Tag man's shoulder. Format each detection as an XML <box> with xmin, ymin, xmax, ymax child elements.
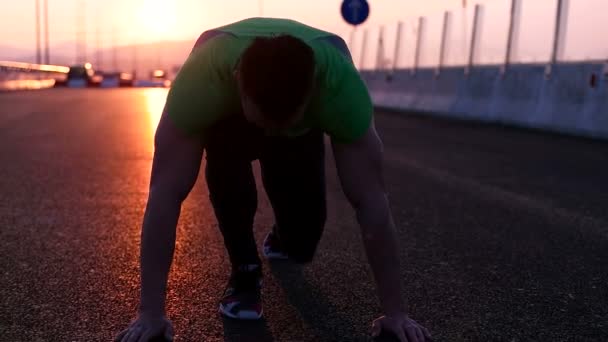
<box><xmin>212</xmin><ymin>17</ymin><xmax>337</xmax><ymax>41</ymax></box>
<box><xmin>164</xmin><ymin>34</ymin><xmax>243</xmax><ymax>136</ymax></box>
<box><xmin>192</xmin><ymin>30</ymin><xmax>233</xmax><ymax>50</ymax></box>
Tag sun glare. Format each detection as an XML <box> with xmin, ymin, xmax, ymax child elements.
<box><xmin>143</xmin><ymin>88</ymin><xmax>169</xmax><ymax>147</ymax></box>
<box><xmin>136</xmin><ymin>0</ymin><xmax>177</xmax><ymax>39</ymax></box>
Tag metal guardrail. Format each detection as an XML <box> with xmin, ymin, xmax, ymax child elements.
<box><xmin>0</xmin><ymin>60</ymin><xmax>69</xmax><ymax>74</ymax></box>
<box><xmin>0</xmin><ymin>61</ymin><xmax>69</xmax><ymax>91</ymax></box>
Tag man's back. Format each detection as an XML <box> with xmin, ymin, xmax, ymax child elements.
<box><xmin>214</xmin><ymin>17</ymin><xmax>336</xmax><ymax>41</ymax></box>
<box><xmin>165</xmin><ymin>17</ymin><xmax>373</xmax><ymax>144</ymax></box>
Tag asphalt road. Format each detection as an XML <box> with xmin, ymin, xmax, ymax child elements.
<box><xmin>0</xmin><ymin>88</ymin><xmax>607</xmax><ymax>342</ymax></box>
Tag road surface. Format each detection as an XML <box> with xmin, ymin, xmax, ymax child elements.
<box><xmin>0</xmin><ymin>88</ymin><xmax>607</xmax><ymax>341</ymax></box>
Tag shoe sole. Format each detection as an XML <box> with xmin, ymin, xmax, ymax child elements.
<box><xmin>263</xmin><ymin>249</ymin><xmax>289</xmax><ymax>260</ymax></box>
<box><xmin>219</xmin><ymin>304</ymin><xmax>263</xmax><ymax>320</ymax></box>
<box><xmin>263</xmin><ymin>234</ymin><xmax>289</xmax><ymax>260</ymax></box>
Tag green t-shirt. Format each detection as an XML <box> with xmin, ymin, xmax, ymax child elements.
<box><xmin>164</xmin><ymin>17</ymin><xmax>373</xmax><ymax>144</ymax></box>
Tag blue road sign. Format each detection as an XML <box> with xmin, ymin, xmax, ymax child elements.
<box><xmin>341</xmin><ymin>0</ymin><xmax>370</xmax><ymax>26</ymax></box>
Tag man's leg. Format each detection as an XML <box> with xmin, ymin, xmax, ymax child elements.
<box><xmin>204</xmin><ymin>116</ymin><xmax>263</xmax><ymax>268</ymax></box>
<box><xmin>259</xmin><ymin>130</ymin><xmax>327</xmax><ymax>263</ymax></box>
<box><xmin>205</xmin><ymin>116</ymin><xmax>267</xmax><ymax>320</ymax></box>
<box><xmin>194</xmin><ymin>30</ymin><xmax>261</xmax><ymax>269</ymax></box>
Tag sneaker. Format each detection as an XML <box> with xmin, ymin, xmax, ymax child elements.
<box><xmin>219</xmin><ymin>264</ymin><xmax>263</xmax><ymax>320</ymax></box>
<box><xmin>263</xmin><ymin>230</ymin><xmax>289</xmax><ymax>260</ymax></box>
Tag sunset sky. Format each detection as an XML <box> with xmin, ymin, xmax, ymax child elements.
<box><xmin>1</xmin><ymin>0</ymin><xmax>607</xmax><ymax>65</ymax></box>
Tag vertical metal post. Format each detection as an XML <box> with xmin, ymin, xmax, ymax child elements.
<box><xmin>96</xmin><ymin>20</ymin><xmax>101</xmax><ymax>69</ymax></box>
<box><xmin>157</xmin><ymin>44</ymin><xmax>162</xmax><ymax>68</ymax></box>
<box><xmin>462</xmin><ymin>1</ymin><xmax>468</xmax><ymax>65</ymax></box>
<box><xmin>132</xmin><ymin>42</ymin><xmax>138</xmax><ymax>76</ymax></box>
<box><xmin>437</xmin><ymin>11</ymin><xmax>451</xmax><ymax>77</ymax></box>
<box><xmin>376</xmin><ymin>26</ymin><xmax>385</xmax><ymax>71</ymax></box>
<box><xmin>359</xmin><ymin>29</ymin><xmax>368</xmax><ymax>70</ymax></box>
<box><xmin>392</xmin><ymin>21</ymin><xmax>403</xmax><ymax>73</ymax></box>
<box><xmin>81</xmin><ymin>1</ymin><xmax>86</xmax><ymax>63</ymax></box>
<box><xmin>503</xmin><ymin>0</ymin><xmax>521</xmax><ymax>74</ymax></box>
<box><xmin>348</xmin><ymin>27</ymin><xmax>356</xmax><ymax>53</ymax></box>
<box><xmin>547</xmin><ymin>0</ymin><xmax>570</xmax><ymax>77</ymax></box>
<box><xmin>75</xmin><ymin>2</ymin><xmax>79</xmax><ymax>63</ymax></box>
<box><xmin>112</xmin><ymin>27</ymin><xmax>118</xmax><ymax>72</ymax></box>
<box><xmin>35</xmin><ymin>0</ymin><xmax>42</xmax><ymax>64</ymax></box>
<box><xmin>413</xmin><ymin>16</ymin><xmax>425</xmax><ymax>76</ymax></box>
<box><xmin>550</xmin><ymin>0</ymin><xmax>569</xmax><ymax>65</ymax></box>
<box><xmin>466</xmin><ymin>4</ymin><xmax>482</xmax><ymax>75</ymax></box>
<box><xmin>43</xmin><ymin>0</ymin><xmax>50</xmax><ymax>64</ymax></box>
<box><xmin>76</xmin><ymin>0</ymin><xmax>86</xmax><ymax>63</ymax></box>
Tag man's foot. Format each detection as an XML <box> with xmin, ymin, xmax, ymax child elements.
<box><xmin>263</xmin><ymin>230</ymin><xmax>289</xmax><ymax>260</ymax></box>
<box><xmin>219</xmin><ymin>264</ymin><xmax>263</xmax><ymax>320</ymax></box>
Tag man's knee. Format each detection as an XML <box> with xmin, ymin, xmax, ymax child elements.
<box><xmin>279</xmin><ymin>216</ymin><xmax>326</xmax><ymax>264</ymax></box>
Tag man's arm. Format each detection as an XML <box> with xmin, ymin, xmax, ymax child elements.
<box><xmin>331</xmin><ymin>122</ymin><xmax>405</xmax><ymax>316</ymax></box>
<box><xmin>332</xmin><ymin>122</ymin><xmax>431</xmax><ymax>341</ymax></box>
<box><xmin>138</xmin><ymin>109</ymin><xmax>204</xmax><ymax>317</ymax></box>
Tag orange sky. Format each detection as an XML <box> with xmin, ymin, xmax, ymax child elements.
<box><xmin>1</xmin><ymin>0</ymin><xmax>606</xmax><ymax>62</ymax></box>
<box><xmin>2</xmin><ymin>0</ymin><xmax>481</xmax><ymax>46</ymax></box>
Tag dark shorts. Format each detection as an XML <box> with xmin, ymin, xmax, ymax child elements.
<box><xmin>205</xmin><ymin>114</ymin><xmax>326</xmax><ymax>265</ymax></box>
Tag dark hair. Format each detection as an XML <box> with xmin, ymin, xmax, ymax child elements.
<box><xmin>239</xmin><ymin>35</ymin><xmax>316</xmax><ymax>124</ymax></box>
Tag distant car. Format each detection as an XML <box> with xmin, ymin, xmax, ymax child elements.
<box><xmin>100</xmin><ymin>72</ymin><xmax>134</xmax><ymax>88</ymax></box>
<box><xmin>63</xmin><ymin>63</ymin><xmax>102</xmax><ymax>88</ymax></box>
<box><xmin>118</xmin><ymin>72</ymin><xmax>135</xmax><ymax>87</ymax></box>
<box><xmin>134</xmin><ymin>69</ymin><xmax>171</xmax><ymax>88</ymax></box>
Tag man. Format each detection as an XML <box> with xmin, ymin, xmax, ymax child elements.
<box><xmin>115</xmin><ymin>17</ymin><xmax>431</xmax><ymax>342</ymax></box>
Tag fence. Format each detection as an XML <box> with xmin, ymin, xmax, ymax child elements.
<box><xmin>0</xmin><ymin>61</ymin><xmax>68</xmax><ymax>91</ymax></box>
<box><xmin>347</xmin><ymin>0</ymin><xmax>608</xmax><ymax>74</ymax></box>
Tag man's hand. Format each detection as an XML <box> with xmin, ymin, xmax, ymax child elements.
<box><xmin>372</xmin><ymin>313</ymin><xmax>432</xmax><ymax>342</ymax></box>
<box><xmin>114</xmin><ymin>313</ymin><xmax>174</xmax><ymax>342</ymax></box>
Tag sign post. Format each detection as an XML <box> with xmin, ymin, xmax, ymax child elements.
<box><xmin>341</xmin><ymin>0</ymin><xmax>370</xmax><ymax>69</ymax></box>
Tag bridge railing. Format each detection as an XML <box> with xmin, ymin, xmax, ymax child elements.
<box><xmin>346</xmin><ymin>0</ymin><xmax>608</xmax><ymax>76</ymax></box>
<box><xmin>0</xmin><ymin>61</ymin><xmax>69</xmax><ymax>74</ymax></box>
<box><xmin>0</xmin><ymin>61</ymin><xmax>69</xmax><ymax>91</ymax></box>
<box><xmin>353</xmin><ymin>0</ymin><xmax>608</xmax><ymax>141</ymax></box>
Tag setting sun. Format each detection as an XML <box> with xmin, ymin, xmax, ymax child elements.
<box><xmin>135</xmin><ymin>0</ymin><xmax>177</xmax><ymax>39</ymax></box>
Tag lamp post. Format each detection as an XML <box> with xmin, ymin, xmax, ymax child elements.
<box><xmin>35</xmin><ymin>0</ymin><xmax>42</xmax><ymax>64</ymax></box>
<box><xmin>44</xmin><ymin>0</ymin><xmax>50</xmax><ymax>64</ymax></box>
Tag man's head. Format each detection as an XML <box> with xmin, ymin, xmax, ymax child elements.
<box><xmin>235</xmin><ymin>35</ymin><xmax>316</xmax><ymax>130</ymax></box>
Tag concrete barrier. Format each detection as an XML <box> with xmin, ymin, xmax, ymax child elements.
<box><xmin>362</xmin><ymin>62</ymin><xmax>608</xmax><ymax>139</ymax></box>
<box><xmin>0</xmin><ymin>71</ymin><xmax>57</xmax><ymax>92</ymax></box>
